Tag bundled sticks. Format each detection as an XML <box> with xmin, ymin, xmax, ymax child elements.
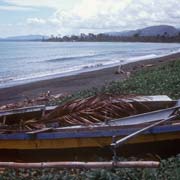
<box><xmin>41</xmin><ymin>95</ymin><xmax>149</xmax><ymax>127</ymax></box>
<box><xmin>0</xmin><ymin>95</ymin><xmax>151</xmax><ymax>131</ymax></box>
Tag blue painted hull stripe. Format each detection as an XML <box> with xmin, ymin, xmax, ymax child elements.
<box><xmin>0</xmin><ymin>125</ymin><xmax>180</xmax><ymax>140</ymax></box>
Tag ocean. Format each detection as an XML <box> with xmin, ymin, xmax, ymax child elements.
<box><xmin>0</xmin><ymin>41</ymin><xmax>180</xmax><ymax>88</ymax></box>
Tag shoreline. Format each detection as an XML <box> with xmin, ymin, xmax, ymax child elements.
<box><xmin>2</xmin><ymin>49</ymin><xmax>178</xmax><ymax>90</ymax></box>
<box><xmin>0</xmin><ymin>52</ymin><xmax>180</xmax><ymax>106</ymax></box>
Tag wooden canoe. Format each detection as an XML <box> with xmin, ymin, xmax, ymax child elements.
<box><xmin>0</xmin><ymin>95</ymin><xmax>179</xmax><ymax>161</ymax></box>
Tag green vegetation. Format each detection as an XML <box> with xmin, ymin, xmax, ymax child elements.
<box><xmin>50</xmin><ymin>59</ymin><xmax>180</xmax><ymax>106</ymax></box>
<box><xmin>103</xmin><ymin>60</ymin><xmax>180</xmax><ymax>99</ymax></box>
<box><xmin>46</xmin><ymin>32</ymin><xmax>180</xmax><ymax>43</ymax></box>
<box><xmin>1</xmin><ymin>155</ymin><xmax>180</xmax><ymax>179</ymax></box>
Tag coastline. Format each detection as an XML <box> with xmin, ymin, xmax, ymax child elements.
<box><xmin>0</xmin><ymin>52</ymin><xmax>180</xmax><ymax>106</ymax></box>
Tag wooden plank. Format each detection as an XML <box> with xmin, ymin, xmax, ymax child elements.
<box><xmin>27</xmin><ymin>128</ymin><xmax>53</xmax><ymax>134</ymax></box>
<box><xmin>0</xmin><ymin>105</ymin><xmax>57</xmax><ymax>117</ymax></box>
<box><xmin>109</xmin><ymin>103</ymin><xmax>180</xmax><ymax>126</ymax></box>
<box><xmin>0</xmin><ymin>105</ymin><xmax>45</xmax><ymax>117</ymax></box>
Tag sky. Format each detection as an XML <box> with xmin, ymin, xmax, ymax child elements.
<box><xmin>0</xmin><ymin>0</ymin><xmax>180</xmax><ymax>37</ymax></box>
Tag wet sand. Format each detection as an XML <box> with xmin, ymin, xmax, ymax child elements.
<box><xmin>0</xmin><ymin>53</ymin><xmax>180</xmax><ymax>105</ymax></box>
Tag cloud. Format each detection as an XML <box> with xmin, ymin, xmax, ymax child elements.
<box><xmin>27</xmin><ymin>18</ymin><xmax>46</xmax><ymax>25</ymax></box>
<box><xmin>2</xmin><ymin>0</ymin><xmax>70</xmax><ymax>9</ymax></box>
<box><xmin>59</xmin><ymin>0</ymin><xmax>180</xmax><ymax>30</ymax></box>
<box><xmin>27</xmin><ymin>0</ymin><xmax>180</xmax><ymax>34</ymax></box>
<box><xmin>0</xmin><ymin>5</ymin><xmax>33</xmax><ymax>11</ymax></box>
<box><xmin>1</xmin><ymin>0</ymin><xmax>180</xmax><ymax>36</ymax></box>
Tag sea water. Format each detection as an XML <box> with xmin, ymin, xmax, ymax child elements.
<box><xmin>0</xmin><ymin>41</ymin><xmax>180</xmax><ymax>88</ymax></box>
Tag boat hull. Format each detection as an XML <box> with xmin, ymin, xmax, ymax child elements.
<box><xmin>0</xmin><ymin>139</ymin><xmax>179</xmax><ymax>162</ymax></box>
<box><xmin>0</xmin><ymin>124</ymin><xmax>180</xmax><ymax>161</ymax></box>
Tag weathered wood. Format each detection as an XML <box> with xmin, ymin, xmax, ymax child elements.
<box><xmin>0</xmin><ymin>105</ymin><xmax>45</xmax><ymax>117</ymax></box>
<box><xmin>27</xmin><ymin>128</ymin><xmax>53</xmax><ymax>134</ymax></box>
<box><xmin>2</xmin><ymin>116</ymin><xmax>6</xmax><ymax>124</ymax></box>
<box><xmin>0</xmin><ymin>105</ymin><xmax>57</xmax><ymax>117</ymax></box>
<box><xmin>0</xmin><ymin>161</ymin><xmax>160</xmax><ymax>169</ymax></box>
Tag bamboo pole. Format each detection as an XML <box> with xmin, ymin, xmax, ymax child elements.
<box><xmin>111</xmin><ymin>114</ymin><xmax>178</xmax><ymax>149</ymax></box>
<box><xmin>0</xmin><ymin>161</ymin><xmax>159</xmax><ymax>169</ymax></box>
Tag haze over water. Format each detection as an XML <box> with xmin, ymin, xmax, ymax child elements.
<box><xmin>0</xmin><ymin>41</ymin><xmax>180</xmax><ymax>88</ymax></box>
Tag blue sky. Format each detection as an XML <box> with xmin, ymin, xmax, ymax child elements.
<box><xmin>0</xmin><ymin>0</ymin><xmax>180</xmax><ymax>37</ymax></box>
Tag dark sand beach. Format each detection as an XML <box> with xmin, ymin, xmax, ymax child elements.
<box><xmin>0</xmin><ymin>52</ymin><xmax>180</xmax><ymax>106</ymax></box>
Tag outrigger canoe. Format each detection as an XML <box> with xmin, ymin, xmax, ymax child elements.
<box><xmin>0</xmin><ymin>96</ymin><xmax>180</xmax><ymax>162</ymax></box>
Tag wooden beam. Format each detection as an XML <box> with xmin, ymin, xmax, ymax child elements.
<box><xmin>27</xmin><ymin>128</ymin><xmax>53</xmax><ymax>134</ymax></box>
<box><xmin>0</xmin><ymin>105</ymin><xmax>57</xmax><ymax>117</ymax></box>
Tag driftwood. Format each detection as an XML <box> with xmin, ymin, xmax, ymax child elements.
<box><xmin>142</xmin><ymin>64</ymin><xmax>154</xmax><ymax>68</ymax></box>
<box><xmin>115</xmin><ymin>65</ymin><xmax>126</xmax><ymax>74</ymax></box>
<box><xmin>0</xmin><ymin>161</ymin><xmax>160</xmax><ymax>169</ymax></box>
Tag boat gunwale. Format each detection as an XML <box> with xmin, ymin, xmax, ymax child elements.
<box><xmin>0</xmin><ymin>123</ymin><xmax>180</xmax><ymax>140</ymax></box>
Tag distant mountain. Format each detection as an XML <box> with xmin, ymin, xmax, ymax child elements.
<box><xmin>106</xmin><ymin>25</ymin><xmax>180</xmax><ymax>37</ymax></box>
<box><xmin>107</xmin><ymin>30</ymin><xmax>138</xmax><ymax>37</ymax></box>
<box><xmin>139</xmin><ymin>25</ymin><xmax>179</xmax><ymax>36</ymax></box>
<box><xmin>0</xmin><ymin>35</ymin><xmax>49</xmax><ymax>41</ymax></box>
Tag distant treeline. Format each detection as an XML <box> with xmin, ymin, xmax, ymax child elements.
<box><xmin>44</xmin><ymin>32</ymin><xmax>180</xmax><ymax>43</ymax></box>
